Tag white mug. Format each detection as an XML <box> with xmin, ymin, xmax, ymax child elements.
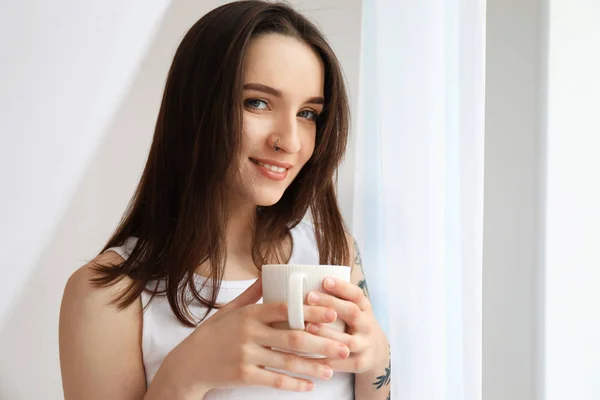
<box><xmin>262</xmin><ymin>264</ymin><xmax>351</xmax><ymax>358</ymax></box>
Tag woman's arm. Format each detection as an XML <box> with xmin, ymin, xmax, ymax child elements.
<box><xmin>60</xmin><ymin>251</ymin><xmax>336</xmax><ymax>400</ymax></box>
<box><xmin>59</xmin><ymin>252</ymin><xmax>187</xmax><ymax>400</ymax></box>
<box><xmin>348</xmin><ymin>236</ymin><xmax>392</xmax><ymax>400</ymax></box>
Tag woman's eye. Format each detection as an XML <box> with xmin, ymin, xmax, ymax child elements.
<box><xmin>298</xmin><ymin>109</ymin><xmax>318</xmax><ymax>121</ymax></box>
<box><xmin>245</xmin><ymin>99</ymin><xmax>268</xmax><ymax>110</ymax></box>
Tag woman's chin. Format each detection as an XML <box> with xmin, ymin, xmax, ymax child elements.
<box><xmin>253</xmin><ymin>190</ymin><xmax>285</xmax><ymax>207</ymax></box>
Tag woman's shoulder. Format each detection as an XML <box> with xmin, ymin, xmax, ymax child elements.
<box><xmin>59</xmin><ymin>252</ymin><xmax>146</xmax><ymax>398</ymax></box>
<box><xmin>60</xmin><ymin>251</ymin><xmax>143</xmax><ymax>352</ymax></box>
<box><xmin>61</xmin><ymin>251</ymin><xmax>142</xmax><ymax>318</ymax></box>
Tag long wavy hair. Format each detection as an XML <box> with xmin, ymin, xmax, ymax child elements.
<box><xmin>91</xmin><ymin>0</ymin><xmax>351</xmax><ymax>326</ymax></box>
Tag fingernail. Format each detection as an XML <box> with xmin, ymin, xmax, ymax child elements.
<box><xmin>338</xmin><ymin>345</ymin><xmax>350</xmax><ymax>359</ymax></box>
<box><xmin>324</xmin><ymin>278</ymin><xmax>335</xmax><ymax>289</ymax></box>
<box><xmin>326</xmin><ymin>309</ymin><xmax>337</xmax><ymax>321</ymax></box>
<box><xmin>305</xmin><ymin>382</ymin><xmax>315</xmax><ymax>391</ymax></box>
<box><xmin>308</xmin><ymin>292</ymin><xmax>320</xmax><ymax>304</ymax></box>
<box><xmin>323</xmin><ymin>366</ymin><xmax>333</xmax><ymax>379</ymax></box>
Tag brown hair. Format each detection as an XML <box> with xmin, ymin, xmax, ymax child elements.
<box><xmin>92</xmin><ymin>0</ymin><xmax>350</xmax><ymax>326</ymax></box>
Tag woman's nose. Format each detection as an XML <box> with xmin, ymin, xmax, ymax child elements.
<box><xmin>271</xmin><ymin>113</ymin><xmax>301</xmax><ymax>154</ymax></box>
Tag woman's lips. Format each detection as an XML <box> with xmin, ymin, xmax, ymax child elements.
<box><xmin>250</xmin><ymin>158</ymin><xmax>290</xmax><ymax>181</ymax></box>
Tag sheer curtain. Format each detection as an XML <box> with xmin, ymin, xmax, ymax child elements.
<box><xmin>352</xmin><ymin>0</ymin><xmax>486</xmax><ymax>399</ymax></box>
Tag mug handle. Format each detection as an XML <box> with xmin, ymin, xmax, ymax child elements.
<box><xmin>287</xmin><ymin>272</ymin><xmax>306</xmax><ymax>330</ymax></box>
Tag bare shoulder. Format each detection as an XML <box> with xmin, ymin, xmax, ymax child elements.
<box><xmin>60</xmin><ymin>251</ymin><xmax>146</xmax><ymax>399</ymax></box>
<box><xmin>62</xmin><ymin>251</ymin><xmax>133</xmax><ymax>305</ymax></box>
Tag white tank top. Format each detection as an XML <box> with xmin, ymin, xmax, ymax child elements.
<box><xmin>105</xmin><ymin>220</ymin><xmax>354</xmax><ymax>399</ymax></box>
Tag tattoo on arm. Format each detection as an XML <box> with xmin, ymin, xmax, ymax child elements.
<box><xmin>352</xmin><ymin>238</ymin><xmax>390</xmax><ymax>398</ymax></box>
<box><xmin>353</xmin><ymin>238</ymin><xmax>370</xmax><ymax>299</ymax></box>
<box><xmin>373</xmin><ymin>345</ymin><xmax>391</xmax><ymax>399</ymax></box>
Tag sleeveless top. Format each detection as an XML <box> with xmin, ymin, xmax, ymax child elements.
<box><xmin>104</xmin><ymin>220</ymin><xmax>354</xmax><ymax>399</ymax></box>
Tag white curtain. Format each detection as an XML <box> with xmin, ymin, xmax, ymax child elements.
<box><xmin>352</xmin><ymin>0</ymin><xmax>486</xmax><ymax>399</ymax></box>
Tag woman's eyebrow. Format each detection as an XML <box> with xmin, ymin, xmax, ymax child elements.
<box><xmin>243</xmin><ymin>83</ymin><xmax>324</xmax><ymax>105</ymax></box>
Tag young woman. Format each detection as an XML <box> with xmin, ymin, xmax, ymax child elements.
<box><xmin>59</xmin><ymin>1</ymin><xmax>390</xmax><ymax>399</ymax></box>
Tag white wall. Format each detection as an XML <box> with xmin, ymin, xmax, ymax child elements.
<box><xmin>485</xmin><ymin>0</ymin><xmax>600</xmax><ymax>399</ymax></box>
<box><xmin>545</xmin><ymin>0</ymin><xmax>600</xmax><ymax>399</ymax></box>
<box><xmin>0</xmin><ymin>1</ymin><xmax>361</xmax><ymax>398</ymax></box>
<box><xmin>0</xmin><ymin>1</ymin><xmax>172</xmax><ymax>398</ymax></box>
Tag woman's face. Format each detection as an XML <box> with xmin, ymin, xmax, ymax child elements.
<box><xmin>233</xmin><ymin>33</ymin><xmax>325</xmax><ymax>207</ymax></box>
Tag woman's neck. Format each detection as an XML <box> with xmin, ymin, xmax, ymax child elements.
<box><xmin>197</xmin><ymin>198</ymin><xmax>291</xmax><ymax>281</ymax></box>
<box><xmin>225</xmin><ymin>201</ymin><xmax>256</xmax><ymax>257</ymax></box>
<box><xmin>194</xmin><ymin>200</ymin><xmax>258</xmax><ymax>281</ymax></box>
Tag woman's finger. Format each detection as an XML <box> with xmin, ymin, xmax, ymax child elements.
<box><xmin>321</xmin><ymin>277</ymin><xmax>371</xmax><ymax>311</ymax></box>
<box><xmin>256</xmin><ymin>325</ymin><xmax>350</xmax><ymax>360</ymax></box>
<box><xmin>239</xmin><ymin>364</ymin><xmax>316</xmax><ymax>392</ymax></box>
<box><xmin>256</xmin><ymin>303</ymin><xmax>338</xmax><ymax>325</ymax></box>
<box><xmin>321</xmin><ymin>354</ymin><xmax>371</xmax><ymax>374</ymax></box>
<box><xmin>254</xmin><ymin>346</ymin><xmax>335</xmax><ymax>381</ymax></box>
<box><xmin>306</xmin><ymin>291</ymin><xmax>369</xmax><ymax>331</ymax></box>
<box><xmin>305</xmin><ymin>322</ymin><xmax>368</xmax><ymax>353</ymax></box>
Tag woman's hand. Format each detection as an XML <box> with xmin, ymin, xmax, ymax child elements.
<box><xmin>153</xmin><ymin>278</ymin><xmax>351</xmax><ymax>399</ymax></box>
<box><xmin>304</xmin><ymin>277</ymin><xmax>389</xmax><ymax>374</ymax></box>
